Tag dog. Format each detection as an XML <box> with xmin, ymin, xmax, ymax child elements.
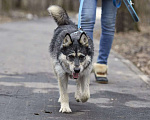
<box><xmin>47</xmin><ymin>5</ymin><xmax>94</xmax><ymax>113</ymax></box>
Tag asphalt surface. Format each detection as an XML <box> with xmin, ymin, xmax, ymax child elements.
<box><xmin>0</xmin><ymin>17</ymin><xmax>150</xmax><ymax>120</ymax></box>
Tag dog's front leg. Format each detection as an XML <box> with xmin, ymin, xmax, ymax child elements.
<box><xmin>58</xmin><ymin>74</ymin><xmax>72</xmax><ymax>113</ymax></box>
<box><xmin>75</xmin><ymin>79</ymin><xmax>81</xmax><ymax>102</ymax></box>
<box><xmin>80</xmin><ymin>75</ymin><xmax>90</xmax><ymax>103</ymax></box>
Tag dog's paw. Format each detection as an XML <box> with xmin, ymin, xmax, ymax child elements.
<box><xmin>75</xmin><ymin>98</ymin><xmax>80</xmax><ymax>102</ymax></box>
<box><xmin>75</xmin><ymin>93</ymin><xmax>81</xmax><ymax>102</ymax></box>
<box><xmin>81</xmin><ymin>93</ymin><xmax>90</xmax><ymax>103</ymax></box>
<box><xmin>59</xmin><ymin>106</ymin><xmax>72</xmax><ymax>113</ymax></box>
<box><xmin>75</xmin><ymin>96</ymin><xmax>81</xmax><ymax>102</ymax></box>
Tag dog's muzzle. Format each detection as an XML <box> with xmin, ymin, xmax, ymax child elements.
<box><xmin>73</xmin><ymin>67</ymin><xmax>80</xmax><ymax>79</ymax></box>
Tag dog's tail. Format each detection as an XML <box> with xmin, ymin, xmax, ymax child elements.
<box><xmin>47</xmin><ymin>5</ymin><xmax>74</xmax><ymax>26</ymax></box>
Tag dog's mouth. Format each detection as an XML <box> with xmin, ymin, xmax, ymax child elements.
<box><xmin>73</xmin><ymin>73</ymin><xmax>79</xmax><ymax>79</ymax></box>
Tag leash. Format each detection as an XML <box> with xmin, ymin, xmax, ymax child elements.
<box><xmin>78</xmin><ymin>0</ymin><xmax>84</xmax><ymax>29</ymax></box>
<box><xmin>123</xmin><ymin>0</ymin><xmax>139</xmax><ymax>22</ymax></box>
<box><xmin>113</xmin><ymin>0</ymin><xmax>139</xmax><ymax>22</ymax></box>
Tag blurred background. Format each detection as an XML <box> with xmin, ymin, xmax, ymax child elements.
<box><xmin>0</xmin><ymin>0</ymin><xmax>150</xmax><ymax>75</ymax></box>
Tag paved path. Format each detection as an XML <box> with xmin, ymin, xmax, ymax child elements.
<box><xmin>0</xmin><ymin>17</ymin><xmax>150</xmax><ymax>120</ymax></box>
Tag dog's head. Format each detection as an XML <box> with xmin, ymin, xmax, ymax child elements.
<box><xmin>60</xmin><ymin>31</ymin><xmax>93</xmax><ymax>79</ymax></box>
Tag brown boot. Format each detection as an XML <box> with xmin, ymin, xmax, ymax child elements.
<box><xmin>93</xmin><ymin>63</ymin><xmax>108</xmax><ymax>84</ymax></box>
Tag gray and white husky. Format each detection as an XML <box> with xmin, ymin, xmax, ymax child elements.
<box><xmin>48</xmin><ymin>5</ymin><xmax>94</xmax><ymax>113</ymax></box>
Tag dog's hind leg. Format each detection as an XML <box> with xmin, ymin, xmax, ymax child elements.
<box><xmin>58</xmin><ymin>74</ymin><xmax>72</xmax><ymax>113</ymax></box>
<box><xmin>80</xmin><ymin>74</ymin><xmax>90</xmax><ymax>103</ymax></box>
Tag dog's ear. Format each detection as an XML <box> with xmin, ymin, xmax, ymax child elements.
<box><xmin>79</xmin><ymin>33</ymin><xmax>88</xmax><ymax>47</ymax></box>
<box><xmin>62</xmin><ymin>33</ymin><xmax>72</xmax><ymax>47</ymax></box>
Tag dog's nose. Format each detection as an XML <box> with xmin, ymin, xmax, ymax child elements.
<box><xmin>74</xmin><ymin>67</ymin><xmax>80</xmax><ymax>73</ymax></box>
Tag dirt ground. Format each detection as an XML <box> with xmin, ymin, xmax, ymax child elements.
<box><xmin>94</xmin><ymin>26</ymin><xmax>150</xmax><ymax>76</ymax></box>
<box><xmin>0</xmin><ymin>15</ymin><xmax>13</xmax><ymax>23</ymax></box>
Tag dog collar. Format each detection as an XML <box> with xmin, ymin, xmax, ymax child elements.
<box><xmin>70</xmin><ymin>29</ymin><xmax>84</xmax><ymax>36</ymax></box>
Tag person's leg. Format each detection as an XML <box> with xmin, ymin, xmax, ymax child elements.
<box><xmin>80</xmin><ymin>0</ymin><xmax>97</xmax><ymax>40</ymax></box>
<box><xmin>94</xmin><ymin>0</ymin><xmax>117</xmax><ymax>84</ymax></box>
<box><xmin>97</xmin><ymin>0</ymin><xmax>117</xmax><ymax>64</ymax></box>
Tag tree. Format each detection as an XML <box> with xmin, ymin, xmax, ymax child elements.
<box><xmin>116</xmin><ymin>0</ymin><xmax>140</xmax><ymax>32</ymax></box>
<box><xmin>1</xmin><ymin>0</ymin><xmax>13</xmax><ymax>12</ymax></box>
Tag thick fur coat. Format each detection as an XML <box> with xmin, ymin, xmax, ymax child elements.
<box><xmin>48</xmin><ymin>5</ymin><xmax>94</xmax><ymax>113</ymax></box>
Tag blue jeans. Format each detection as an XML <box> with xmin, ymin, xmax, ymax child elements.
<box><xmin>80</xmin><ymin>0</ymin><xmax>117</xmax><ymax>64</ymax></box>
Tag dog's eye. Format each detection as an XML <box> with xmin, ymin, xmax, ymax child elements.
<box><xmin>67</xmin><ymin>55</ymin><xmax>75</xmax><ymax>61</ymax></box>
<box><xmin>79</xmin><ymin>55</ymin><xmax>85</xmax><ymax>61</ymax></box>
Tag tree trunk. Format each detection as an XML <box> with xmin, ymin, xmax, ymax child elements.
<box><xmin>116</xmin><ymin>0</ymin><xmax>140</xmax><ymax>32</ymax></box>
<box><xmin>2</xmin><ymin>0</ymin><xmax>13</xmax><ymax>12</ymax></box>
<box><xmin>14</xmin><ymin>0</ymin><xmax>22</xmax><ymax>9</ymax></box>
<box><xmin>0</xmin><ymin>0</ymin><xmax>2</xmax><ymax>11</ymax></box>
